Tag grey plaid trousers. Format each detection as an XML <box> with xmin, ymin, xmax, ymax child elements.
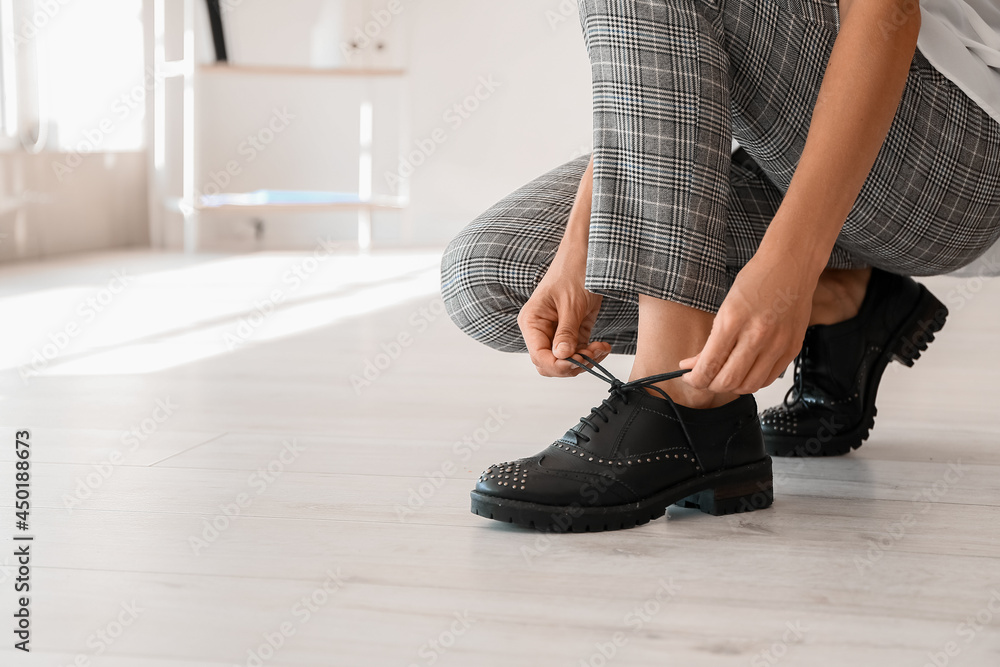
<box><xmin>441</xmin><ymin>0</ymin><xmax>1000</xmax><ymax>354</ymax></box>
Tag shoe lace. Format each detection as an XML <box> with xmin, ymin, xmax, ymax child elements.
<box><xmin>782</xmin><ymin>352</ymin><xmax>805</xmax><ymax>408</ymax></box>
<box><xmin>565</xmin><ymin>355</ymin><xmax>696</xmax><ymax>450</ymax></box>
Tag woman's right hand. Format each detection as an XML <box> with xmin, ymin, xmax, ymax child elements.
<box><xmin>517</xmin><ymin>243</ymin><xmax>611</xmax><ymax>377</ymax></box>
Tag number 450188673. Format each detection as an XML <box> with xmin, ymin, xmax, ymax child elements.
<box><xmin>15</xmin><ymin>430</ymin><xmax>30</xmax><ymax>531</ymax></box>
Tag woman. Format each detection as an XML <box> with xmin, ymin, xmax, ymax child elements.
<box><xmin>441</xmin><ymin>0</ymin><xmax>1000</xmax><ymax>531</ymax></box>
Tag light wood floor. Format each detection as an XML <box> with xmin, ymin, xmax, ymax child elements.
<box><xmin>0</xmin><ymin>249</ymin><xmax>998</xmax><ymax>667</ymax></box>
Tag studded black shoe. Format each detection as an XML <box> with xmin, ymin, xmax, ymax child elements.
<box><xmin>471</xmin><ymin>357</ymin><xmax>773</xmax><ymax>532</ymax></box>
<box><xmin>761</xmin><ymin>268</ymin><xmax>948</xmax><ymax>457</ymax></box>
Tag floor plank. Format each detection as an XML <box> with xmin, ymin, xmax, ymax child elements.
<box><xmin>0</xmin><ymin>250</ymin><xmax>998</xmax><ymax>666</ymax></box>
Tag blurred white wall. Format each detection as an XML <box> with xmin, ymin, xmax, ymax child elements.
<box><xmin>194</xmin><ymin>0</ymin><xmax>593</xmax><ymax>249</ymax></box>
<box><xmin>402</xmin><ymin>0</ymin><xmax>593</xmax><ymax>244</ymax></box>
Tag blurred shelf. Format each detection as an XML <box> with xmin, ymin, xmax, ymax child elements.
<box><xmin>150</xmin><ymin>0</ymin><xmax>410</xmax><ymax>253</ymax></box>
<box><xmin>195</xmin><ymin>190</ymin><xmax>407</xmax><ymax>213</ymax></box>
<box><xmin>199</xmin><ymin>64</ymin><xmax>406</xmax><ymax>78</ymax></box>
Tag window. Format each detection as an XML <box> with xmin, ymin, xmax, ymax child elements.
<box><xmin>0</xmin><ymin>0</ymin><xmax>145</xmax><ymax>153</ymax></box>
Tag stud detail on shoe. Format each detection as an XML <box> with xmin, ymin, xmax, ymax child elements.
<box><xmin>470</xmin><ymin>355</ymin><xmax>773</xmax><ymax>531</ymax></box>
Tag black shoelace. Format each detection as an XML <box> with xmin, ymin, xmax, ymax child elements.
<box><xmin>783</xmin><ymin>352</ymin><xmax>806</xmax><ymax>408</ymax></box>
<box><xmin>565</xmin><ymin>355</ymin><xmax>696</xmax><ymax>450</ymax></box>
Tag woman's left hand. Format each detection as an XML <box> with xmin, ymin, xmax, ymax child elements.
<box><xmin>679</xmin><ymin>242</ymin><xmax>821</xmax><ymax>395</ymax></box>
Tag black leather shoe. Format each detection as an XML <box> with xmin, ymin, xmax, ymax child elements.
<box><xmin>761</xmin><ymin>268</ymin><xmax>948</xmax><ymax>457</ymax></box>
<box><xmin>470</xmin><ymin>358</ymin><xmax>773</xmax><ymax>531</ymax></box>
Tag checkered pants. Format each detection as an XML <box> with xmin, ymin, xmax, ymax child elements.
<box><xmin>441</xmin><ymin>0</ymin><xmax>1000</xmax><ymax>354</ymax></box>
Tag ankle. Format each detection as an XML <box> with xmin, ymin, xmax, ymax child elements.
<box><xmin>631</xmin><ymin>293</ymin><xmax>739</xmax><ymax>408</ymax></box>
<box><xmin>655</xmin><ymin>383</ymin><xmax>740</xmax><ymax>409</ymax></box>
<box><xmin>809</xmin><ymin>268</ymin><xmax>871</xmax><ymax>326</ymax></box>
<box><xmin>629</xmin><ymin>366</ymin><xmax>739</xmax><ymax>408</ymax></box>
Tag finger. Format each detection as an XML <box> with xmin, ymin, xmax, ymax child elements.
<box><xmin>584</xmin><ymin>341</ymin><xmax>612</xmax><ymax>358</ymax></box>
<box><xmin>763</xmin><ymin>353</ymin><xmax>797</xmax><ymax>389</ymax></box>
<box><xmin>551</xmin><ymin>313</ymin><xmax>584</xmax><ymax>360</ymax></box>
<box><xmin>578</xmin><ymin>307</ymin><xmax>600</xmax><ymax>345</ymax></box>
<box><xmin>553</xmin><ymin>343</ymin><xmax>610</xmax><ymax>376</ymax></box>
<box><xmin>678</xmin><ymin>353</ymin><xmax>699</xmax><ymax>370</ymax></box>
<box><xmin>521</xmin><ymin>322</ymin><xmax>564</xmax><ymax>377</ymax></box>
<box><xmin>734</xmin><ymin>345</ymin><xmax>783</xmax><ymax>394</ymax></box>
<box><xmin>684</xmin><ymin>321</ymin><xmax>739</xmax><ymax>389</ymax></box>
<box><xmin>707</xmin><ymin>333</ymin><xmax>762</xmax><ymax>394</ymax></box>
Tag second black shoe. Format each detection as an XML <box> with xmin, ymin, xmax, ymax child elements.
<box><xmin>471</xmin><ymin>357</ymin><xmax>773</xmax><ymax>532</ymax></box>
<box><xmin>761</xmin><ymin>268</ymin><xmax>948</xmax><ymax>457</ymax></box>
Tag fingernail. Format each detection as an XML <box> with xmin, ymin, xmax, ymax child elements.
<box><xmin>555</xmin><ymin>343</ymin><xmax>571</xmax><ymax>357</ymax></box>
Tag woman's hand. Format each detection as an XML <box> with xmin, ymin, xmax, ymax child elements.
<box><xmin>679</xmin><ymin>241</ymin><xmax>820</xmax><ymax>395</ymax></box>
<box><xmin>518</xmin><ymin>243</ymin><xmax>611</xmax><ymax>377</ymax></box>
<box><xmin>675</xmin><ymin>0</ymin><xmax>919</xmax><ymax>395</ymax></box>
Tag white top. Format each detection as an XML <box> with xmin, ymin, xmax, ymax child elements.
<box><xmin>917</xmin><ymin>0</ymin><xmax>1000</xmax><ymax>125</ymax></box>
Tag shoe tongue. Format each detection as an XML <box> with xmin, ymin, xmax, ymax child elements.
<box><xmin>558</xmin><ymin>391</ymin><xmax>631</xmax><ymax>455</ymax></box>
<box><xmin>799</xmin><ymin>326</ymin><xmax>862</xmax><ymax>399</ymax></box>
<box><xmin>559</xmin><ymin>429</ymin><xmax>581</xmax><ymax>445</ymax></box>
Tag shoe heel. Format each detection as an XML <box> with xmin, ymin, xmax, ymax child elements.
<box><xmin>676</xmin><ymin>460</ymin><xmax>774</xmax><ymax>516</ymax></box>
<box><xmin>891</xmin><ymin>286</ymin><xmax>948</xmax><ymax>367</ymax></box>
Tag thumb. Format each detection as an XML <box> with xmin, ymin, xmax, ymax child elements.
<box><xmin>552</xmin><ymin>319</ymin><xmax>582</xmax><ymax>360</ymax></box>
<box><xmin>678</xmin><ymin>353</ymin><xmax>700</xmax><ymax>369</ymax></box>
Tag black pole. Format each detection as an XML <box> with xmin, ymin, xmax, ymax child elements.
<box><xmin>205</xmin><ymin>0</ymin><xmax>228</xmax><ymax>63</ymax></box>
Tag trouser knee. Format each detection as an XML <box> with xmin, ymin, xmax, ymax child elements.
<box><xmin>441</xmin><ymin>228</ymin><xmax>527</xmax><ymax>353</ymax></box>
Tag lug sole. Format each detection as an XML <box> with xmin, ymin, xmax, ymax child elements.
<box><xmin>470</xmin><ymin>457</ymin><xmax>773</xmax><ymax>532</ymax></box>
<box><xmin>766</xmin><ymin>284</ymin><xmax>947</xmax><ymax>458</ymax></box>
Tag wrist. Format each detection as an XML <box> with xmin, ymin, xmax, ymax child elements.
<box><xmin>555</xmin><ymin>213</ymin><xmax>590</xmax><ymax>260</ymax></box>
<box><xmin>760</xmin><ymin>213</ymin><xmax>838</xmax><ymax>281</ymax></box>
<box><xmin>551</xmin><ymin>238</ymin><xmax>588</xmax><ymax>279</ymax></box>
<box><xmin>757</xmin><ymin>232</ymin><xmax>827</xmax><ymax>287</ymax></box>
